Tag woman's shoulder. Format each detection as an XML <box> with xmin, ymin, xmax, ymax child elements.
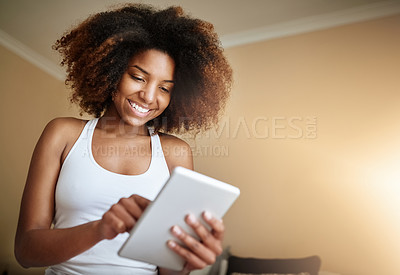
<box><xmin>41</xmin><ymin>117</ymin><xmax>88</xmax><ymax>146</ymax></box>
<box><xmin>158</xmin><ymin>133</ymin><xmax>193</xmax><ymax>170</ymax></box>
<box><xmin>40</xmin><ymin>117</ymin><xmax>89</xmax><ymax>162</ymax></box>
<box><xmin>158</xmin><ymin>132</ymin><xmax>190</xmax><ymax>148</ymax></box>
<box><xmin>44</xmin><ymin>117</ymin><xmax>87</xmax><ymax>135</ymax></box>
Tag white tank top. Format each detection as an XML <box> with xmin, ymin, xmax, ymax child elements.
<box><xmin>46</xmin><ymin>118</ymin><xmax>170</xmax><ymax>275</ymax></box>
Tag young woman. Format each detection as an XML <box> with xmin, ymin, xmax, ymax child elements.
<box><xmin>14</xmin><ymin>4</ymin><xmax>232</xmax><ymax>275</ymax></box>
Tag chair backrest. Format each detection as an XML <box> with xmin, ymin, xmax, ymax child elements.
<box><xmin>226</xmin><ymin>255</ymin><xmax>321</xmax><ymax>275</ymax></box>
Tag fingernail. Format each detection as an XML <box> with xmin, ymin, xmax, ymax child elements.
<box><xmin>204</xmin><ymin>211</ymin><xmax>212</xmax><ymax>221</ymax></box>
<box><xmin>172</xmin><ymin>225</ymin><xmax>182</xmax><ymax>236</ymax></box>
<box><xmin>167</xmin><ymin>240</ymin><xmax>176</xmax><ymax>248</ymax></box>
<box><xmin>187</xmin><ymin>214</ymin><xmax>197</xmax><ymax>224</ymax></box>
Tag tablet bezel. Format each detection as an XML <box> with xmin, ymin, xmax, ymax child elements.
<box><xmin>118</xmin><ymin>166</ymin><xmax>240</xmax><ymax>270</ymax></box>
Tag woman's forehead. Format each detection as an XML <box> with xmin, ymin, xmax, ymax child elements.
<box><xmin>128</xmin><ymin>49</ymin><xmax>175</xmax><ymax>80</ymax></box>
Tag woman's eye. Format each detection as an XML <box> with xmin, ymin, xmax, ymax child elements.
<box><xmin>131</xmin><ymin>75</ymin><xmax>145</xmax><ymax>82</ymax></box>
<box><xmin>160</xmin><ymin>87</ymin><xmax>170</xmax><ymax>93</ymax></box>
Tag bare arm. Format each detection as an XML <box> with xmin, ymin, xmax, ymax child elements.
<box><xmin>14</xmin><ymin>118</ymin><xmax>103</xmax><ymax>267</ymax></box>
<box><xmin>15</xmin><ymin>118</ymin><xmax>150</xmax><ymax>267</ymax></box>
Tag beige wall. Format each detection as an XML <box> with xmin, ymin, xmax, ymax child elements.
<box><xmin>1</xmin><ymin>14</ymin><xmax>399</xmax><ymax>275</ymax></box>
<box><xmin>193</xmin><ymin>15</ymin><xmax>400</xmax><ymax>275</ymax></box>
<box><xmin>0</xmin><ymin>46</ymin><xmax>82</xmax><ymax>274</ymax></box>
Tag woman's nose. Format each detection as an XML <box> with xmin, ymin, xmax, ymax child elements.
<box><xmin>140</xmin><ymin>84</ymin><xmax>157</xmax><ymax>104</ymax></box>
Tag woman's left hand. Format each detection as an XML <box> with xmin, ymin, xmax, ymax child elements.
<box><xmin>167</xmin><ymin>211</ymin><xmax>225</xmax><ymax>272</ymax></box>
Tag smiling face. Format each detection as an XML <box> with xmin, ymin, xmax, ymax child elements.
<box><xmin>111</xmin><ymin>49</ymin><xmax>175</xmax><ymax>130</ymax></box>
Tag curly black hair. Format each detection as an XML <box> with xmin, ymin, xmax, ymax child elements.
<box><xmin>54</xmin><ymin>3</ymin><xmax>232</xmax><ymax>133</ymax></box>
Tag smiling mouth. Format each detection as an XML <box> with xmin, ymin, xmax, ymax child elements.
<box><xmin>128</xmin><ymin>99</ymin><xmax>150</xmax><ymax>113</ymax></box>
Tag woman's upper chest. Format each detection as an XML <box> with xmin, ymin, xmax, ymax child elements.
<box><xmin>92</xmin><ymin>131</ymin><xmax>152</xmax><ymax>176</ymax></box>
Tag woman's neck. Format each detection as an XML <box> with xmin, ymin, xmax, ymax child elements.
<box><xmin>98</xmin><ymin>107</ymin><xmax>149</xmax><ymax>137</ymax></box>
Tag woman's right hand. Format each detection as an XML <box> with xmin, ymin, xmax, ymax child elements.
<box><xmin>97</xmin><ymin>194</ymin><xmax>151</xmax><ymax>240</ymax></box>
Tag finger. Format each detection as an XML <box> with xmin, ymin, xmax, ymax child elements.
<box><xmin>170</xmin><ymin>225</ymin><xmax>216</xmax><ymax>265</ymax></box>
<box><xmin>202</xmin><ymin>211</ymin><xmax>225</xmax><ymax>240</ymax></box>
<box><xmin>119</xmin><ymin>197</ymin><xmax>145</xmax><ymax>220</ymax></box>
<box><xmin>109</xmin><ymin>203</ymin><xmax>136</xmax><ymax>231</ymax></box>
<box><xmin>102</xmin><ymin>211</ymin><xmax>126</xmax><ymax>238</ymax></box>
<box><xmin>186</xmin><ymin>214</ymin><xmax>222</xmax><ymax>255</ymax></box>
<box><xmin>130</xmin><ymin>194</ymin><xmax>151</xmax><ymax>210</ymax></box>
<box><xmin>167</xmin><ymin>240</ymin><xmax>208</xmax><ymax>270</ymax></box>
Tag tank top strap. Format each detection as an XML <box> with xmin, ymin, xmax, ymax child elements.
<box><xmin>147</xmin><ymin>126</ymin><xmax>155</xmax><ymax>136</ymax></box>
<box><xmin>85</xmin><ymin>118</ymin><xmax>99</xmax><ymax>150</ymax></box>
<box><xmin>87</xmin><ymin>117</ymin><xmax>99</xmax><ymax>131</ymax></box>
<box><xmin>149</xmin><ymin>128</ymin><xmax>166</xmax><ymax>160</ymax></box>
<box><xmin>75</xmin><ymin>117</ymin><xmax>98</xmax><ymax>140</ymax></box>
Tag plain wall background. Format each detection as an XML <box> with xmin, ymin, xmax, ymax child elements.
<box><xmin>1</xmin><ymin>14</ymin><xmax>399</xmax><ymax>275</ymax></box>
<box><xmin>0</xmin><ymin>45</ymin><xmax>87</xmax><ymax>274</ymax></box>
<box><xmin>193</xmin><ymin>14</ymin><xmax>400</xmax><ymax>275</ymax></box>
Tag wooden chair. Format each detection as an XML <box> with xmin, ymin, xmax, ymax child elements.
<box><xmin>226</xmin><ymin>255</ymin><xmax>321</xmax><ymax>275</ymax></box>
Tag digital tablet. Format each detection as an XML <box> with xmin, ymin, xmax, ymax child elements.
<box><xmin>118</xmin><ymin>166</ymin><xmax>240</xmax><ymax>270</ymax></box>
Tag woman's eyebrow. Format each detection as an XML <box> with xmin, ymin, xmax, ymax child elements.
<box><xmin>130</xmin><ymin>65</ymin><xmax>149</xmax><ymax>75</ymax></box>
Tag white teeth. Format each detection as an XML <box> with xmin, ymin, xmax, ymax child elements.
<box><xmin>129</xmin><ymin>100</ymin><xmax>150</xmax><ymax>113</ymax></box>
